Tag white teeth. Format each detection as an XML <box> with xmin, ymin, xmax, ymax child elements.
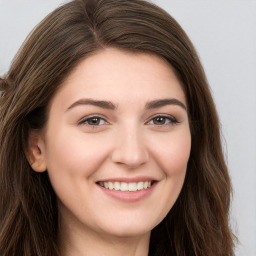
<box><xmin>120</xmin><ymin>182</ymin><xmax>128</xmax><ymax>191</ymax></box>
<box><xmin>99</xmin><ymin>181</ymin><xmax>152</xmax><ymax>191</ymax></box>
<box><xmin>137</xmin><ymin>181</ymin><xmax>144</xmax><ymax>190</ymax></box>
<box><xmin>143</xmin><ymin>181</ymin><xmax>149</xmax><ymax>189</ymax></box>
<box><xmin>108</xmin><ymin>182</ymin><xmax>114</xmax><ymax>190</ymax></box>
<box><xmin>104</xmin><ymin>182</ymin><xmax>109</xmax><ymax>189</ymax></box>
<box><xmin>128</xmin><ymin>182</ymin><xmax>137</xmax><ymax>191</ymax></box>
<box><xmin>114</xmin><ymin>181</ymin><xmax>120</xmax><ymax>190</ymax></box>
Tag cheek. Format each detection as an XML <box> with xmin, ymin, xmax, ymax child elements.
<box><xmin>42</xmin><ymin>126</ymin><xmax>110</xmax><ymax>178</ymax></box>
<box><xmin>151</xmin><ymin>130</ymin><xmax>191</xmax><ymax>177</ymax></box>
<box><xmin>146</xmin><ymin>130</ymin><xmax>191</xmax><ymax>222</ymax></box>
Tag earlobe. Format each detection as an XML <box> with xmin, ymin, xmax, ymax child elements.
<box><xmin>26</xmin><ymin>131</ymin><xmax>47</xmax><ymax>173</ymax></box>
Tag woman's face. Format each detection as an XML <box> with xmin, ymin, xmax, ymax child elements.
<box><xmin>34</xmin><ymin>48</ymin><xmax>191</xmax><ymax>239</ymax></box>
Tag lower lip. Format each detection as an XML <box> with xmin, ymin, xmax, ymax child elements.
<box><xmin>97</xmin><ymin>182</ymin><xmax>157</xmax><ymax>202</ymax></box>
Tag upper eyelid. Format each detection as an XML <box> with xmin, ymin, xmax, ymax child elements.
<box><xmin>145</xmin><ymin>113</ymin><xmax>178</xmax><ymax>123</ymax></box>
<box><xmin>78</xmin><ymin>115</ymin><xmax>109</xmax><ymax>125</ymax></box>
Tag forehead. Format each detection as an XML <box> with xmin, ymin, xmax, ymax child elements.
<box><xmin>49</xmin><ymin>48</ymin><xmax>186</xmax><ymax>110</ymax></box>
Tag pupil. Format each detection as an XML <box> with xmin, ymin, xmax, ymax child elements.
<box><xmin>89</xmin><ymin>118</ymin><xmax>99</xmax><ymax>125</ymax></box>
<box><xmin>155</xmin><ymin>117</ymin><xmax>165</xmax><ymax>124</ymax></box>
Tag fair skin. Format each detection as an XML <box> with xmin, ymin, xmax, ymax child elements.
<box><xmin>28</xmin><ymin>48</ymin><xmax>191</xmax><ymax>256</ymax></box>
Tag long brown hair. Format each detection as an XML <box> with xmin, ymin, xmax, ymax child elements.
<box><xmin>0</xmin><ymin>0</ymin><xmax>235</xmax><ymax>255</ymax></box>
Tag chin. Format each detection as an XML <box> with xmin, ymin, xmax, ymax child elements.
<box><xmin>95</xmin><ymin>215</ymin><xmax>161</xmax><ymax>239</ymax></box>
<box><xmin>101</xmin><ymin>226</ymin><xmax>152</xmax><ymax>239</ymax></box>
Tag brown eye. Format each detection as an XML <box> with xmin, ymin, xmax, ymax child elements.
<box><xmin>87</xmin><ymin>118</ymin><xmax>101</xmax><ymax>125</ymax></box>
<box><xmin>148</xmin><ymin>115</ymin><xmax>179</xmax><ymax>126</ymax></box>
<box><xmin>152</xmin><ymin>116</ymin><xmax>168</xmax><ymax>125</ymax></box>
<box><xmin>79</xmin><ymin>116</ymin><xmax>106</xmax><ymax>126</ymax></box>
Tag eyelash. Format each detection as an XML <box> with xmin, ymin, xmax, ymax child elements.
<box><xmin>78</xmin><ymin>114</ymin><xmax>179</xmax><ymax>127</ymax></box>
<box><xmin>146</xmin><ymin>115</ymin><xmax>179</xmax><ymax>126</ymax></box>
<box><xmin>78</xmin><ymin>115</ymin><xmax>108</xmax><ymax>126</ymax></box>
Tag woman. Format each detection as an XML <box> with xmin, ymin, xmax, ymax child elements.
<box><xmin>0</xmin><ymin>0</ymin><xmax>235</xmax><ymax>255</ymax></box>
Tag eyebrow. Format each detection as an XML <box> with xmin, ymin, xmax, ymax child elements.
<box><xmin>66</xmin><ymin>97</ymin><xmax>186</xmax><ymax>112</ymax></box>
<box><xmin>145</xmin><ymin>98</ymin><xmax>187</xmax><ymax>110</ymax></box>
<box><xmin>66</xmin><ymin>98</ymin><xmax>117</xmax><ymax>111</ymax></box>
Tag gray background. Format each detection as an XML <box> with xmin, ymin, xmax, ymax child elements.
<box><xmin>0</xmin><ymin>0</ymin><xmax>255</xmax><ymax>255</ymax></box>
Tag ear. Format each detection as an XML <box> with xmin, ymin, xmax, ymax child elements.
<box><xmin>26</xmin><ymin>130</ymin><xmax>47</xmax><ymax>173</ymax></box>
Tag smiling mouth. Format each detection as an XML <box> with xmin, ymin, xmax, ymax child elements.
<box><xmin>97</xmin><ymin>181</ymin><xmax>154</xmax><ymax>192</ymax></box>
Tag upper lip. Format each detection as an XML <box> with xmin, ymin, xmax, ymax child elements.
<box><xmin>96</xmin><ymin>176</ymin><xmax>157</xmax><ymax>183</ymax></box>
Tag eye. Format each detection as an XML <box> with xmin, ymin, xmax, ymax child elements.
<box><xmin>147</xmin><ymin>115</ymin><xmax>179</xmax><ymax>126</ymax></box>
<box><xmin>78</xmin><ymin>116</ymin><xmax>107</xmax><ymax>126</ymax></box>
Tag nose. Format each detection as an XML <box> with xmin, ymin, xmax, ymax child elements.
<box><xmin>111</xmin><ymin>126</ymin><xmax>149</xmax><ymax>169</ymax></box>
